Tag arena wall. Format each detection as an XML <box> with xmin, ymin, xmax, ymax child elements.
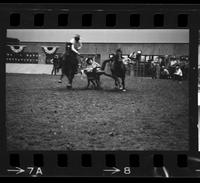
<box><xmin>6</xmin><ymin>63</ymin><xmax>54</xmax><ymax>74</ymax></box>
<box><xmin>21</xmin><ymin>42</ymin><xmax>189</xmax><ymax>64</ymax></box>
<box><xmin>6</xmin><ymin>42</ymin><xmax>189</xmax><ymax>74</ymax></box>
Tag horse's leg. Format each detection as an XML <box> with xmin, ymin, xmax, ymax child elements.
<box><xmin>115</xmin><ymin>76</ymin><xmax>120</xmax><ymax>88</ymax></box>
<box><xmin>91</xmin><ymin>80</ymin><xmax>96</xmax><ymax>89</ymax></box>
<box><xmin>96</xmin><ymin>80</ymin><xmax>99</xmax><ymax>89</ymax></box>
<box><xmin>95</xmin><ymin>75</ymin><xmax>101</xmax><ymax>89</ymax></box>
<box><xmin>51</xmin><ymin>67</ymin><xmax>54</xmax><ymax>75</ymax></box>
<box><xmin>66</xmin><ymin>73</ymin><xmax>74</xmax><ymax>89</ymax></box>
<box><xmin>95</xmin><ymin>79</ymin><xmax>100</xmax><ymax>89</ymax></box>
<box><xmin>58</xmin><ymin>73</ymin><xmax>63</xmax><ymax>83</ymax></box>
<box><xmin>86</xmin><ymin>79</ymin><xmax>90</xmax><ymax>88</ymax></box>
<box><xmin>121</xmin><ymin>76</ymin><xmax>126</xmax><ymax>91</ymax></box>
<box><xmin>97</xmin><ymin>77</ymin><xmax>102</xmax><ymax>89</ymax></box>
<box><xmin>118</xmin><ymin>77</ymin><xmax>123</xmax><ymax>89</ymax></box>
<box><xmin>113</xmin><ymin>76</ymin><xmax>120</xmax><ymax>89</ymax></box>
<box><xmin>55</xmin><ymin>68</ymin><xmax>59</xmax><ymax>76</ymax></box>
<box><xmin>114</xmin><ymin>79</ymin><xmax>118</xmax><ymax>88</ymax></box>
<box><xmin>66</xmin><ymin>77</ymin><xmax>72</xmax><ymax>89</ymax></box>
<box><xmin>119</xmin><ymin>77</ymin><xmax>123</xmax><ymax>90</ymax></box>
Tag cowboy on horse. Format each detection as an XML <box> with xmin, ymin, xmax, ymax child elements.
<box><xmin>70</xmin><ymin>34</ymin><xmax>83</xmax><ymax>74</ymax></box>
<box><xmin>101</xmin><ymin>48</ymin><xmax>127</xmax><ymax>91</ymax></box>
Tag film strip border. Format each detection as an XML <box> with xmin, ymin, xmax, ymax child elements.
<box><xmin>0</xmin><ymin>4</ymin><xmax>199</xmax><ymax>28</ymax></box>
<box><xmin>0</xmin><ymin>4</ymin><xmax>200</xmax><ymax>177</ymax></box>
<box><xmin>0</xmin><ymin>5</ymin><xmax>200</xmax><ymax>29</ymax></box>
<box><xmin>0</xmin><ymin>152</ymin><xmax>200</xmax><ymax>177</ymax></box>
<box><xmin>4</xmin><ymin>10</ymin><xmax>194</xmax><ymax>28</ymax></box>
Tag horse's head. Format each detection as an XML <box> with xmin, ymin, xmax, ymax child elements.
<box><xmin>65</xmin><ymin>42</ymin><xmax>72</xmax><ymax>55</ymax></box>
<box><xmin>136</xmin><ymin>50</ymin><xmax>142</xmax><ymax>61</ymax></box>
<box><xmin>116</xmin><ymin>48</ymin><xmax>122</xmax><ymax>58</ymax></box>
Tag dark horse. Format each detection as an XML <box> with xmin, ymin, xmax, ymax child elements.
<box><xmin>101</xmin><ymin>49</ymin><xmax>127</xmax><ymax>91</ymax></box>
<box><xmin>58</xmin><ymin>42</ymin><xmax>79</xmax><ymax>89</ymax></box>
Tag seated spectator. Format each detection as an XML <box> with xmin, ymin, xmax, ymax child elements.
<box><xmin>160</xmin><ymin>66</ymin><xmax>170</xmax><ymax>79</ymax></box>
<box><xmin>173</xmin><ymin>65</ymin><xmax>183</xmax><ymax>82</ymax></box>
<box><xmin>151</xmin><ymin>62</ymin><xmax>157</xmax><ymax>79</ymax></box>
<box><xmin>156</xmin><ymin>62</ymin><xmax>160</xmax><ymax>79</ymax></box>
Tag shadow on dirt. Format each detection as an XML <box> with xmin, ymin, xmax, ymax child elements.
<box><xmin>47</xmin><ymin>86</ymin><xmax>131</xmax><ymax>93</ymax></box>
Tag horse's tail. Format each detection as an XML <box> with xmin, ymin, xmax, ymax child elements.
<box><xmin>101</xmin><ymin>59</ymin><xmax>110</xmax><ymax>70</ymax></box>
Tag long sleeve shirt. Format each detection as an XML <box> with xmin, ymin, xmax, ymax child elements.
<box><xmin>85</xmin><ymin>61</ymin><xmax>101</xmax><ymax>72</ymax></box>
<box><xmin>174</xmin><ymin>68</ymin><xmax>183</xmax><ymax>76</ymax></box>
<box><xmin>70</xmin><ymin>38</ymin><xmax>82</xmax><ymax>55</ymax></box>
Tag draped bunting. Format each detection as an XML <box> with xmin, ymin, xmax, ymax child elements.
<box><xmin>8</xmin><ymin>45</ymin><xmax>26</xmax><ymax>53</ymax></box>
<box><xmin>41</xmin><ymin>46</ymin><xmax>59</xmax><ymax>55</ymax></box>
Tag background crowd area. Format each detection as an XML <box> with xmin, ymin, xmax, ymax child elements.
<box><xmin>77</xmin><ymin>54</ymin><xmax>189</xmax><ymax>80</ymax></box>
<box><xmin>121</xmin><ymin>54</ymin><xmax>189</xmax><ymax>80</ymax></box>
<box><xmin>5</xmin><ymin>46</ymin><xmax>189</xmax><ymax>80</ymax></box>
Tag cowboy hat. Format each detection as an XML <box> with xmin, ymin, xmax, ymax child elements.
<box><xmin>74</xmin><ymin>34</ymin><xmax>80</xmax><ymax>38</ymax></box>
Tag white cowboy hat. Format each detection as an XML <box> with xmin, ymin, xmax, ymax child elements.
<box><xmin>74</xmin><ymin>34</ymin><xmax>80</xmax><ymax>38</ymax></box>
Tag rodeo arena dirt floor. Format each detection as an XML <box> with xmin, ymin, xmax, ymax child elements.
<box><xmin>6</xmin><ymin>73</ymin><xmax>189</xmax><ymax>151</ymax></box>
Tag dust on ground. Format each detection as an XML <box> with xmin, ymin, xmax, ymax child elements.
<box><xmin>6</xmin><ymin>74</ymin><xmax>189</xmax><ymax>151</ymax></box>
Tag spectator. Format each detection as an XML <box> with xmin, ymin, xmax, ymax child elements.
<box><xmin>50</xmin><ymin>55</ymin><xmax>60</xmax><ymax>75</ymax></box>
<box><xmin>151</xmin><ymin>62</ymin><xmax>157</xmax><ymax>79</ymax></box>
<box><xmin>160</xmin><ymin>56</ymin><xmax>165</xmax><ymax>67</ymax></box>
<box><xmin>156</xmin><ymin>62</ymin><xmax>160</xmax><ymax>79</ymax></box>
<box><xmin>160</xmin><ymin>66</ymin><xmax>170</xmax><ymax>79</ymax></box>
<box><xmin>173</xmin><ymin>65</ymin><xmax>183</xmax><ymax>83</ymax></box>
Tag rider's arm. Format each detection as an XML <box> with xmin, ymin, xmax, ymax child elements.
<box><xmin>70</xmin><ymin>38</ymin><xmax>80</xmax><ymax>55</ymax></box>
<box><xmin>77</xmin><ymin>42</ymin><xmax>82</xmax><ymax>50</ymax></box>
<box><xmin>179</xmin><ymin>69</ymin><xmax>183</xmax><ymax>76</ymax></box>
<box><xmin>94</xmin><ymin>62</ymin><xmax>101</xmax><ymax>67</ymax></box>
<box><xmin>71</xmin><ymin>44</ymin><xmax>80</xmax><ymax>55</ymax></box>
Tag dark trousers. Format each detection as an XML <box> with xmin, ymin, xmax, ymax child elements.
<box><xmin>73</xmin><ymin>53</ymin><xmax>80</xmax><ymax>72</ymax></box>
<box><xmin>173</xmin><ymin>74</ymin><xmax>182</xmax><ymax>81</ymax></box>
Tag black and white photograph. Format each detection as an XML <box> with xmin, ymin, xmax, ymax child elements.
<box><xmin>6</xmin><ymin>29</ymin><xmax>189</xmax><ymax>151</ymax></box>
<box><xmin>198</xmin><ymin>31</ymin><xmax>200</xmax><ymax>151</ymax></box>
